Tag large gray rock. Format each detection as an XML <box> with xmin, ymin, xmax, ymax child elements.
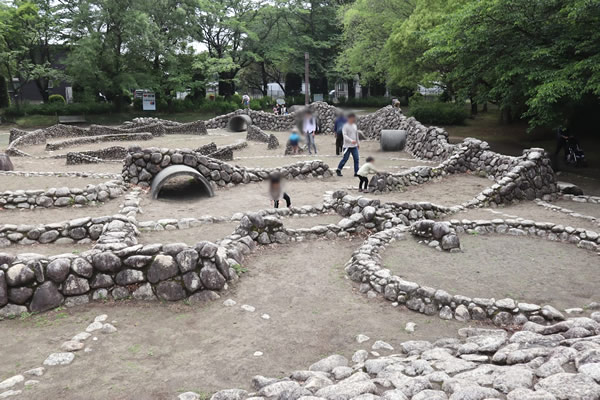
<box><xmin>46</xmin><ymin>258</ymin><xmax>71</xmax><ymax>283</ymax></box>
<box><xmin>199</xmin><ymin>264</ymin><xmax>226</xmax><ymax>290</ymax></box>
<box><xmin>8</xmin><ymin>287</ymin><xmax>33</xmax><ymax>304</ymax></box>
<box><xmin>535</xmin><ymin>373</ymin><xmax>600</xmax><ymax>399</ymax></box>
<box><xmin>210</xmin><ymin>389</ymin><xmax>248</xmax><ymax>400</ymax></box>
<box><xmin>62</xmin><ymin>275</ymin><xmax>90</xmax><ymax>295</ymax></box>
<box><xmin>92</xmin><ymin>252</ymin><xmax>122</xmax><ymax>273</ymax></box>
<box><xmin>0</xmin><ymin>153</ymin><xmax>14</xmax><ymax>171</ymax></box>
<box><xmin>71</xmin><ymin>258</ymin><xmax>93</xmax><ymax>278</ymax></box>
<box><xmin>30</xmin><ymin>282</ymin><xmax>64</xmax><ymax>312</ymax></box>
<box><xmin>309</xmin><ymin>354</ymin><xmax>349</xmax><ymax>372</ymax></box>
<box><xmin>115</xmin><ymin>269</ymin><xmax>145</xmax><ymax>285</ymax></box>
<box><xmin>6</xmin><ymin>264</ymin><xmax>35</xmax><ymax>286</ymax></box>
<box><xmin>147</xmin><ymin>255</ymin><xmax>178</xmax><ymax>283</ymax></box>
<box><xmin>176</xmin><ymin>249</ymin><xmax>199</xmax><ymax>273</ymax></box>
<box><xmin>156</xmin><ymin>281</ymin><xmax>186</xmax><ymax>301</ymax></box>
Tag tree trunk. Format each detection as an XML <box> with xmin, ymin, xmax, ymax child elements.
<box><xmin>470</xmin><ymin>98</ymin><xmax>478</xmax><ymax>115</ymax></box>
<box><xmin>218</xmin><ymin>70</ymin><xmax>237</xmax><ymax>97</ymax></box>
<box><xmin>482</xmin><ymin>102</ymin><xmax>488</xmax><ymax>112</ymax></box>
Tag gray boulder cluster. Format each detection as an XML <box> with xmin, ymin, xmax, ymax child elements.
<box><xmin>123</xmin><ymin>118</ymin><xmax>208</xmax><ymax>135</ymax></box>
<box><xmin>410</xmin><ymin>220</ymin><xmax>460</xmax><ymax>251</ymax></box>
<box><xmin>202</xmin><ymin>320</ymin><xmax>600</xmax><ymax>400</ymax></box>
<box><xmin>122</xmin><ymin>146</ymin><xmax>332</xmax><ymax>188</ymax></box>
<box><xmin>0</xmin><ymin>179</ymin><xmax>124</xmax><ymax>210</ymax></box>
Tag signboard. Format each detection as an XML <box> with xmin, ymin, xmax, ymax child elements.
<box><xmin>142</xmin><ymin>92</ymin><xmax>156</xmax><ymax>111</ymax></box>
<box><xmin>313</xmin><ymin>93</ymin><xmax>323</xmax><ymax>102</ymax></box>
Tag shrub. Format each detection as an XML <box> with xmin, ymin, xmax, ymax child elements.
<box><xmin>2</xmin><ymin>102</ymin><xmax>113</xmax><ymax>118</ymax></box>
<box><xmin>335</xmin><ymin>96</ymin><xmax>392</xmax><ymax>108</ymax></box>
<box><xmin>48</xmin><ymin>94</ymin><xmax>66</xmax><ymax>104</ymax></box>
<box><xmin>409</xmin><ymin>101</ymin><xmax>469</xmax><ymax>125</ymax></box>
<box><xmin>230</xmin><ymin>93</ymin><xmax>242</xmax><ymax>105</ymax></box>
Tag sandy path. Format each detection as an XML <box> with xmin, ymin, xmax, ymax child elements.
<box><xmin>0</xmin><ymin>239</ymin><xmax>470</xmax><ymax>399</ymax></box>
<box><xmin>0</xmin><ymin>176</ymin><xmax>109</xmax><ymax>192</ymax></box>
<box><xmin>1</xmin><ymin>198</ymin><xmax>123</xmax><ymax>225</ymax></box>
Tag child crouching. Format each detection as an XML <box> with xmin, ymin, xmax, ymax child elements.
<box><xmin>356</xmin><ymin>156</ymin><xmax>377</xmax><ymax>192</ymax></box>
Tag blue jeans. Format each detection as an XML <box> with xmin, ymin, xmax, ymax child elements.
<box><xmin>337</xmin><ymin>147</ymin><xmax>359</xmax><ymax>174</ymax></box>
<box><xmin>305</xmin><ymin>132</ymin><xmax>317</xmax><ymax>154</ymax></box>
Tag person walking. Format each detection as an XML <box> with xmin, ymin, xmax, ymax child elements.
<box><xmin>303</xmin><ymin>111</ymin><xmax>317</xmax><ymax>155</ymax></box>
<box><xmin>334</xmin><ymin>113</ymin><xmax>347</xmax><ymax>155</ymax></box>
<box><xmin>336</xmin><ymin>113</ymin><xmax>359</xmax><ymax>176</ymax></box>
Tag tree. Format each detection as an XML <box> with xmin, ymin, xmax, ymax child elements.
<box><xmin>0</xmin><ymin>1</ymin><xmax>64</xmax><ymax>103</ymax></box>
<box><xmin>0</xmin><ymin>75</ymin><xmax>10</xmax><ymax>108</ymax></box>
<box><xmin>424</xmin><ymin>0</ymin><xmax>600</xmax><ymax>128</ymax></box>
<box><xmin>193</xmin><ymin>0</ymin><xmax>265</xmax><ymax>97</ymax></box>
<box><xmin>337</xmin><ymin>0</ymin><xmax>415</xmax><ymax>89</ymax></box>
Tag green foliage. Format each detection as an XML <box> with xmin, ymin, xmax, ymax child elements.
<box><xmin>0</xmin><ymin>75</ymin><xmax>9</xmax><ymax>108</ymax></box>
<box><xmin>3</xmin><ymin>102</ymin><xmax>113</xmax><ymax>118</ymax></box>
<box><xmin>408</xmin><ymin>101</ymin><xmax>468</xmax><ymax>125</ymax></box>
<box><xmin>336</xmin><ymin>97</ymin><xmax>392</xmax><ymax>108</ymax></box>
<box><xmin>48</xmin><ymin>94</ymin><xmax>65</xmax><ymax>104</ymax></box>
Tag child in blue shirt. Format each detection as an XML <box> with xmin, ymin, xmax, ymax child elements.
<box><xmin>289</xmin><ymin>131</ymin><xmax>300</xmax><ymax>154</ymax></box>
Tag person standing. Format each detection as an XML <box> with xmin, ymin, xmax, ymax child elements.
<box><xmin>336</xmin><ymin>113</ymin><xmax>359</xmax><ymax>176</ymax></box>
<box><xmin>334</xmin><ymin>113</ymin><xmax>347</xmax><ymax>155</ymax></box>
<box><xmin>303</xmin><ymin>111</ymin><xmax>317</xmax><ymax>155</ymax></box>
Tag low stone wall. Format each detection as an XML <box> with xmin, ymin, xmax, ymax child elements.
<box><xmin>369</xmin><ymin>140</ymin><xmax>557</xmax><ymax>206</ymax></box>
<box><xmin>324</xmin><ymin>190</ymin><xmax>455</xmax><ymax>232</ymax></box>
<box><xmin>0</xmin><ymin>216</ymin><xmax>117</xmax><ymax>248</ymax></box>
<box><xmin>345</xmin><ymin>227</ymin><xmax>569</xmax><ymax>326</ymax></box>
<box><xmin>122</xmin><ymin>118</ymin><xmax>207</xmax><ymax>135</ymax></box>
<box><xmin>66</xmin><ymin>146</ymin><xmax>128</xmax><ymax>165</ymax></box>
<box><xmin>356</xmin><ymin>106</ymin><xmax>403</xmax><ymax>139</ymax></box>
<box><xmin>0</xmin><ymin>180</ymin><xmax>125</xmax><ymax>210</ymax></box>
<box><xmin>122</xmin><ymin>146</ymin><xmax>332</xmax><ymax>187</ymax></box>
<box><xmin>410</xmin><ymin>219</ymin><xmax>460</xmax><ymax>251</ymax></box>
<box><xmin>450</xmin><ymin>217</ymin><xmax>600</xmax><ymax>253</ymax></box>
<box><xmin>45</xmin><ymin>133</ymin><xmax>154</xmax><ymax>151</ymax></box>
<box><xmin>205</xmin><ymin>102</ymin><xmax>341</xmax><ymax>134</ymax></box>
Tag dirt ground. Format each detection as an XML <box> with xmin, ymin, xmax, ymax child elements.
<box><xmin>377</xmin><ymin>173</ymin><xmax>492</xmax><ymax>207</ymax></box>
<box><xmin>281</xmin><ymin>213</ymin><xmax>342</xmax><ymax>229</ymax></box>
<box><xmin>0</xmin><ymin>239</ymin><xmax>471</xmax><ymax>399</ymax></box>
<box><xmin>552</xmin><ymin>199</ymin><xmax>600</xmax><ymax>219</ymax></box>
<box><xmin>1</xmin><ymin>198</ymin><xmax>123</xmax><ymax>225</ymax></box>
<box><xmin>0</xmin><ymin>175</ymin><xmax>109</xmax><ymax>191</ymax></box>
<box><xmin>138</xmin><ymin>221</ymin><xmax>240</xmax><ymax>245</ymax></box>
<box><xmin>9</xmin><ymin>157</ymin><xmax>123</xmax><ymax>174</ymax></box>
<box><xmin>383</xmin><ymin>234</ymin><xmax>599</xmax><ymax>310</ymax></box>
<box><xmin>453</xmin><ymin>202</ymin><xmax>600</xmax><ymax>232</ymax></box>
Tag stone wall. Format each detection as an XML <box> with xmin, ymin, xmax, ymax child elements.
<box><xmin>368</xmin><ymin>139</ymin><xmax>558</xmax><ymax>206</ymax></box>
<box><xmin>123</xmin><ymin>118</ymin><xmax>207</xmax><ymax>135</ymax></box>
<box><xmin>0</xmin><ymin>216</ymin><xmax>120</xmax><ymax>248</ymax></box>
<box><xmin>45</xmin><ymin>133</ymin><xmax>154</xmax><ymax>151</ymax></box>
<box><xmin>66</xmin><ymin>146</ymin><xmax>129</xmax><ymax>165</ymax></box>
<box><xmin>122</xmin><ymin>146</ymin><xmax>332</xmax><ymax>188</ymax></box>
<box><xmin>0</xmin><ymin>180</ymin><xmax>125</xmax><ymax>210</ymax></box>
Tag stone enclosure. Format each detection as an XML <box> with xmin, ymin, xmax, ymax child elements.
<box><xmin>1</xmin><ymin>103</ymin><xmax>599</xmax><ymax>400</ymax></box>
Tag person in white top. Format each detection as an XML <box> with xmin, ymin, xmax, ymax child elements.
<box><xmin>242</xmin><ymin>94</ymin><xmax>250</xmax><ymax>108</ymax></box>
<box><xmin>336</xmin><ymin>113</ymin><xmax>360</xmax><ymax>176</ymax></box>
<box><xmin>357</xmin><ymin>156</ymin><xmax>378</xmax><ymax>192</ymax></box>
<box><xmin>302</xmin><ymin>111</ymin><xmax>317</xmax><ymax>154</ymax></box>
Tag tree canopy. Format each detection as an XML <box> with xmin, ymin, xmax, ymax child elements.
<box><xmin>0</xmin><ymin>0</ymin><xmax>598</xmax><ymax>129</ymax></box>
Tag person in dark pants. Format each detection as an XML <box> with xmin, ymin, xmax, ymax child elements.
<box><xmin>336</xmin><ymin>113</ymin><xmax>360</xmax><ymax>176</ymax></box>
<box><xmin>269</xmin><ymin>175</ymin><xmax>291</xmax><ymax>208</ymax></box>
<box><xmin>334</xmin><ymin>114</ymin><xmax>347</xmax><ymax>155</ymax></box>
<box><xmin>554</xmin><ymin>126</ymin><xmax>570</xmax><ymax>161</ymax></box>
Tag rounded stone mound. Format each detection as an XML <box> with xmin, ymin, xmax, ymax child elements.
<box><xmin>150</xmin><ymin>165</ymin><xmax>214</xmax><ymax>199</ymax></box>
<box><xmin>380</xmin><ymin>129</ymin><xmax>407</xmax><ymax>152</ymax></box>
<box><xmin>227</xmin><ymin>115</ymin><xmax>252</xmax><ymax>132</ymax></box>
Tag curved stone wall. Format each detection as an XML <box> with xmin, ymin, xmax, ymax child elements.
<box><xmin>122</xmin><ymin>146</ymin><xmax>332</xmax><ymax>187</ymax></box>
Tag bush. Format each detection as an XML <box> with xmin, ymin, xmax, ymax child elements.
<box><xmin>48</xmin><ymin>94</ymin><xmax>66</xmax><ymax>104</ymax></box>
<box><xmin>230</xmin><ymin>93</ymin><xmax>242</xmax><ymax>106</ymax></box>
<box><xmin>335</xmin><ymin>96</ymin><xmax>392</xmax><ymax>108</ymax></box>
<box><xmin>3</xmin><ymin>102</ymin><xmax>114</xmax><ymax>118</ymax></box>
<box><xmin>408</xmin><ymin>101</ymin><xmax>469</xmax><ymax>125</ymax></box>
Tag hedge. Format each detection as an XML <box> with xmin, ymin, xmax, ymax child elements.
<box><xmin>408</xmin><ymin>102</ymin><xmax>468</xmax><ymax>125</ymax></box>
